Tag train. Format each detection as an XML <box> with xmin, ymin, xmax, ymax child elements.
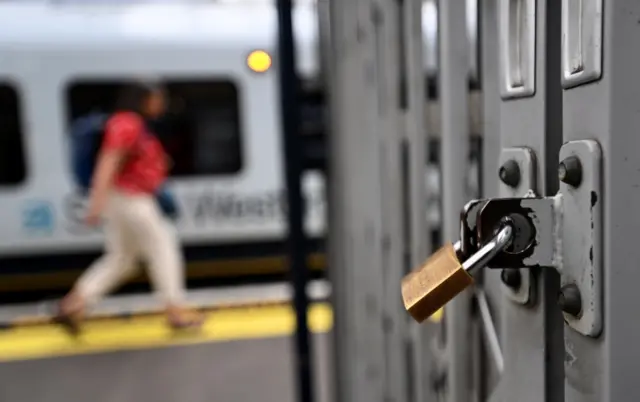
<box><xmin>0</xmin><ymin>0</ymin><xmax>481</xmax><ymax>295</ymax></box>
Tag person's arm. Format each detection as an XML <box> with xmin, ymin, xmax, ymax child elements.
<box><xmin>85</xmin><ymin>150</ymin><xmax>125</xmax><ymax>223</ymax></box>
<box><xmin>85</xmin><ymin>113</ymin><xmax>141</xmax><ymax>224</ymax></box>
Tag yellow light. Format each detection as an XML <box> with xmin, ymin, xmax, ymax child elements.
<box><xmin>247</xmin><ymin>50</ymin><xmax>272</xmax><ymax>73</ymax></box>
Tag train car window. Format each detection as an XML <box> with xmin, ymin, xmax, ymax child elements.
<box><xmin>65</xmin><ymin>79</ymin><xmax>243</xmax><ymax>176</ymax></box>
<box><xmin>0</xmin><ymin>83</ymin><xmax>27</xmax><ymax>186</ymax></box>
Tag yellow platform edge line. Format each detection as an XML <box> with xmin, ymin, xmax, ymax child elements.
<box><xmin>0</xmin><ymin>303</ymin><xmax>333</xmax><ymax>363</ymax></box>
<box><xmin>8</xmin><ymin>299</ymin><xmax>310</xmax><ymax>327</ymax></box>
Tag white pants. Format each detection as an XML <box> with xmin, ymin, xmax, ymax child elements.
<box><xmin>75</xmin><ymin>190</ymin><xmax>185</xmax><ymax>307</ymax></box>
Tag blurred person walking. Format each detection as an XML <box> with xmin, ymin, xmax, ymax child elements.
<box><xmin>56</xmin><ymin>81</ymin><xmax>203</xmax><ymax>332</ymax></box>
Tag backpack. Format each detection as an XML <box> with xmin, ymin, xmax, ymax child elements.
<box><xmin>69</xmin><ymin>112</ymin><xmax>108</xmax><ymax>193</ymax></box>
<box><xmin>155</xmin><ymin>183</ymin><xmax>179</xmax><ymax>220</ymax></box>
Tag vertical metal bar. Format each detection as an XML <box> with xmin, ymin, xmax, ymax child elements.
<box><xmin>378</xmin><ymin>0</ymin><xmax>424</xmax><ymax>400</ymax></box>
<box><xmin>468</xmin><ymin>3</ymin><xmax>484</xmax><ymax>402</ymax></box>
<box><xmin>479</xmin><ymin>0</ymin><xmax>506</xmax><ymax>399</ymax></box>
<box><xmin>317</xmin><ymin>0</ymin><xmax>332</xmax><ymax>93</ymax></box>
<box><xmin>326</xmin><ymin>0</ymin><xmax>387</xmax><ymax>400</ymax></box>
<box><xmin>401</xmin><ymin>0</ymin><xmax>429</xmax><ymax>400</ymax></box>
<box><xmin>316</xmin><ymin>2</ymin><xmax>336</xmax><ymax>400</ymax></box>
<box><xmin>324</xmin><ymin>12</ymin><xmax>356</xmax><ymax>395</ymax></box>
<box><xmin>561</xmin><ymin>1</ymin><xmax>640</xmax><ymax>401</ymax></box>
<box><xmin>275</xmin><ymin>1</ymin><xmax>314</xmax><ymax>401</ymax></box>
<box><xmin>375</xmin><ymin>0</ymin><xmax>411</xmax><ymax>400</ymax></box>
<box><xmin>325</xmin><ymin>1</ymin><xmax>356</xmax><ymax>399</ymax></box>
<box><xmin>480</xmin><ymin>0</ymin><xmax>501</xmax><ymax>202</ymax></box>
<box><xmin>494</xmin><ymin>0</ymin><xmax>565</xmax><ymax>401</ymax></box>
<box><xmin>438</xmin><ymin>0</ymin><xmax>472</xmax><ymax>400</ymax></box>
<box><xmin>417</xmin><ymin>3</ymin><xmax>445</xmax><ymax>401</ymax></box>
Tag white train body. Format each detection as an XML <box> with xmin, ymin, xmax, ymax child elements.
<box><xmin>0</xmin><ymin>0</ymin><xmax>477</xmax><ymax>261</ymax></box>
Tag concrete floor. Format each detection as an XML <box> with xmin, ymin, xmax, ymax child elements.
<box><xmin>0</xmin><ymin>333</ymin><xmax>333</xmax><ymax>402</ymax></box>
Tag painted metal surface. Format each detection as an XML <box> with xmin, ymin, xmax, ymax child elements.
<box><xmin>560</xmin><ymin>0</ymin><xmax>603</xmax><ymax>88</ymax></box>
<box><xmin>557</xmin><ymin>140</ymin><xmax>603</xmax><ymax>337</ymax></box>
<box><xmin>561</xmin><ymin>1</ymin><xmax>640</xmax><ymax>400</ymax></box>
<box><xmin>326</xmin><ymin>0</ymin><xmax>421</xmax><ymax>400</ymax></box>
<box><xmin>438</xmin><ymin>0</ymin><xmax>475</xmax><ymax>401</ymax></box>
<box><xmin>492</xmin><ymin>0</ymin><xmax>566</xmax><ymax>400</ymax></box>
<box><xmin>498</xmin><ymin>0</ymin><xmax>537</xmax><ymax>99</ymax></box>
<box><xmin>480</xmin><ymin>0</ymin><xmax>506</xmax><ymax>397</ymax></box>
<box><xmin>498</xmin><ymin>147</ymin><xmax>537</xmax><ymax>305</ymax></box>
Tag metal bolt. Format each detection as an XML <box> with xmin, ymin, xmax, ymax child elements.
<box><xmin>558</xmin><ymin>284</ymin><xmax>582</xmax><ymax>316</ymax></box>
<box><xmin>558</xmin><ymin>156</ymin><xmax>582</xmax><ymax>187</ymax></box>
<box><xmin>500</xmin><ymin>269</ymin><xmax>521</xmax><ymax>289</ymax></box>
<box><xmin>498</xmin><ymin>159</ymin><xmax>521</xmax><ymax>188</ymax></box>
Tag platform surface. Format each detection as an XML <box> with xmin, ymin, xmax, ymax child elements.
<box><xmin>0</xmin><ymin>281</ymin><xmax>334</xmax><ymax>402</ymax></box>
<box><xmin>0</xmin><ymin>334</ymin><xmax>333</xmax><ymax>402</ymax></box>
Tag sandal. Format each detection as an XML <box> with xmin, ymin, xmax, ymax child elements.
<box><xmin>167</xmin><ymin>308</ymin><xmax>205</xmax><ymax>330</ymax></box>
<box><xmin>53</xmin><ymin>301</ymin><xmax>82</xmax><ymax>336</ymax></box>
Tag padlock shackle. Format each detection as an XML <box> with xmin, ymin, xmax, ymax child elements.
<box><xmin>462</xmin><ymin>223</ymin><xmax>513</xmax><ymax>275</ymax></box>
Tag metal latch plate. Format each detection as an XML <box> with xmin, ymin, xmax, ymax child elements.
<box><xmin>558</xmin><ymin>140</ymin><xmax>603</xmax><ymax>337</ymax></box>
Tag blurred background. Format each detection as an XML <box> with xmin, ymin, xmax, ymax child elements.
<box><xmin>0</xmin><ymin>0</ymin><xmax>481</xmax><ymax>401</ymax></box>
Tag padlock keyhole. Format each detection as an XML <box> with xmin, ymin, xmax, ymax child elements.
<box><xmin>492</xmin><ymin>213</ymin><xmax>534</xmax><ymax>255</ymax></box>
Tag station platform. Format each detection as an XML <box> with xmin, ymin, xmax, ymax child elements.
<box><xmin>0</xmin><ymin>281</ymin><xmax>333</xmax><ymax>402</ymax></box>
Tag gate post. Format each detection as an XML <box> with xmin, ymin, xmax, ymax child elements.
<box><xmin>326</xmin><ymin>0</ymin><xmax>424</xmax><ymax>400</ymax></box>
<box><xmin>400</xmin><ymin>0</ymin><xmax>430</xmax><ymax>400</ymax></box>
<box><xmin>438</xmin><ymin>0</ymin><xmax>474</xmax><ymax>400</ymax></box>
<box><xmin>488</xmin><ymin>0</ymin><xmax>565</xmax><ymax>401</ymax></box>
<box><xmin>561</xmin><ymin>1</ymin><xmax>640</xmax><ymax>401</ymax></box>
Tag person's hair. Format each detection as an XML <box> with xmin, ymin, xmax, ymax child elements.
<box><xmin>114</xmin><ymin>80</ymin><xmax>166</xmax><ymax>116</ymax></box>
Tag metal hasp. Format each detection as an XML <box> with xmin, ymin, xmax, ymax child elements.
<box><xmin>498</xmin><ymin>147</ymin><xmax>537</xmax><ymax>305</ymax></box>
<box><xmin>556</xmin><ymin>140</ymin><xmax>603</xmax><ymax>337</ymax></box>
<box><xmin>561</xmin><ymin>0</ymin><xmax>603</xmax><ymax>88</ymax></box>
<box><xmin>475</xmin><ymin>140</ymin><xmax>604</xmax><ymax>337</ymax></box>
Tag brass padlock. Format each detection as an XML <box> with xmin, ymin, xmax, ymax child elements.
<box><xmin>401</xmin><ymin>223</ymin><xmax>513</xmax><ymax>323</ymax></box>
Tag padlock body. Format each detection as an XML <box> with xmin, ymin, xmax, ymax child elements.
<box><xmin>401</xmin><ymin>242</ymin><xmax>474</xmax><ymax>323</ymax></box>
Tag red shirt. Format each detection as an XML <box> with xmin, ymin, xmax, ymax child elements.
<box><xmin>101</xmin><ymin>111</ymin><xmax>168</xmax><ymax>194</ymax></box>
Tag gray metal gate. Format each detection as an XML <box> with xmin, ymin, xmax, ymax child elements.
<box><xmin>325</xmin><ymin>0</ymin><xmax>640</xmax><ymax>401</ymax></box>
